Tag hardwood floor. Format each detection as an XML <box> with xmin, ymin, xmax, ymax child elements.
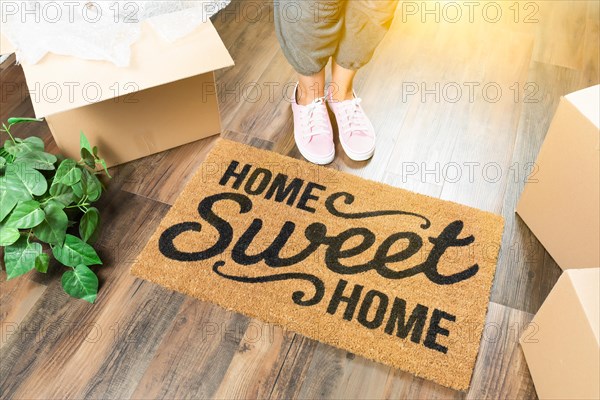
<box><xmin>1</xmin><ymin>1</ymin><xmax>598</xmax><ymax>399</ymax></box>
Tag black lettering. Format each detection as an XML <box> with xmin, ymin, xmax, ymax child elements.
<box><xmin>384</xmin><ymin>298</ymin><xmax>428</xmax><ymax>344</ymax></box>
<box><xmin>264</xmin><ymin>174</ymin><xmax>304</xmax><ymax>206</ymax></box>
<box><xmin>357</xmin><ymin>290</ymin><xmax>389</xmax><ymax>329</ymax></box>
<box><xmin>297</xmin><ymin>182</ymin><xmax>326</xmax><ymax>213</ymax></box>
<box><xmin>244</xmin><ymin>168</ymin><xmax>272</xmax><ymax>195</ymax></box>
<box><xmin>418</xmin><ymin>221</ymin><xmax>479</xmax><ymax>285</ymax></box>
<box><xmin>424</xmin><ymin>309</ymin><xmax>456</xmax><ymax>354</ymax></box>
<box><xmin>219</xmin><ymin>160</ymin><xmax>251</xmax><ymax>189</ymax></box>
<box><xmin>158</xmin><ymin>192</ymin><xmax>252</xmax><ymax>261</ymax></box>
<box><xmin>373</xmin><ymin>232</ymin><xmax>424</xmax><ymax>279</ymax></box>
<box><xmin>324</xmin><ymin>228</ymin><xmax>375</xmax><ymax>275</ymax></box>
<box><xmin>326</xmin><ymin>279</ymin><xmax>363</xmax><ymax>320</ymax></box>
<box><xmin>232</xmin><ymin>220</ymin><xmax>321</xmax><ymax>267</ymax></box>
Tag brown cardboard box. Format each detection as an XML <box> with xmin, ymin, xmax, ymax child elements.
<box><xmin>520</xmin><ymin>268</ymin><xmax>600</xmax><ymax>399</ymax></box>
<box><xmin>516</xmin><ymin>85</ymin><xmax>600</xmax><ymax>269</ymax></box>
<box><xmin>1</xmin><ymin>17</ymin><xmax>234</xmax><ymax>167</ymax></box>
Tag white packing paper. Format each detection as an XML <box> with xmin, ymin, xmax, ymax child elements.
<box><xmin>1</xmin><ymin>0</ymin><xmax>231</xmax><ymax>66</ymax></box>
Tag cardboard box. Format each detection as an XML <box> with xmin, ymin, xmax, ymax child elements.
<box><xmin>520</xmin><ymin>268</ymin><xmax>600</xmax><ymax>400</ymax></box>
<box><xmin>516</xmin><ymin>85</ymin><xmax>600</xmax><ymax>270</ymax></box>
<box><xmin>1</xmin><ymin>15</ymin><xmax>234</xmax><ymax>167</ymax></box>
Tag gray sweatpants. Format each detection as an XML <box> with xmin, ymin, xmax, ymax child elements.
<box><xmin>274</xmin><ymin>0</ymin><xmax>399</xmax><ymax>76</ymax></box>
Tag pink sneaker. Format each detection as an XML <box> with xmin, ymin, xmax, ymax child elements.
<box><xmin>291</xmin><ymin>83</ymin><xmax>335</xmax><ymax>165</ymax></box>
<box><xmin>327</xmin><ymin>90</ymin><xmax>376</xmax><ymax>161</ymax></box>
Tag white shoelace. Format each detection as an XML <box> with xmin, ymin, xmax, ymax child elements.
<box><xmin>300</xmin><ymin>98</ymin><xmax>330</xmax><ymax>140</ymax></box>
<box><xmin>338</xmin><ymin>97</ymin><xmax>373</xmax><ymax>137</ymax></box>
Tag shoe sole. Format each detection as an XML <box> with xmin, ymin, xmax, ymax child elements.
<box><xmin>339</xmin><ymin>138</ymin><xmax>375</xmax><ymax>162</ymax></box>
<box><xmin>297</xmin><ymin>146</ymin><xmax>335</xmax><ymax>165</ymax></box>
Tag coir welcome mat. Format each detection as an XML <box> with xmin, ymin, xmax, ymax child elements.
<box><xmin>131</xmin><ymin>138</ymin><xmax>504</xmax><ymax>391</ymax></box>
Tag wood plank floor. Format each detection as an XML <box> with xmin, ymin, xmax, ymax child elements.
<box><xmin>1</xmin><ymin>1</ymin><xmax>598</xmax><ymax>398</ymax></box>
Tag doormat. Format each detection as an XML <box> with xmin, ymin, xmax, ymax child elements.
<box><xmin>131</xmin><ymin>138</ymin><xmax>504</xmax><ymax>391</ymax></box>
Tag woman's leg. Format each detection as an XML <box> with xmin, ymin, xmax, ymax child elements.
<box><xmin>274</xmin><ymin>0</ymin><xmax>345</xmax><ymax>164</ymax></box>
<box><xmin>327</xmin><ymin>1</ymin><xmax>399</xmax><ymax>161</ymax></box>
<box><xmin>274</xmin><ymin>0</ymin><xmax>343</xmax><ymax>102</ymax></box>
<box><xmin>330</xmin><ymin>61</ymin><xmax>357</xmax><ymax>102</ymax></box>
<box><xmin>297</xmin><ymin>69</ymin><xmax>326</xmax><ymax>105</ymax></box>
<box><xmin>331</xmin><ymin>0</ymin><xmax>399</xmax><ymax>99</ymax></box>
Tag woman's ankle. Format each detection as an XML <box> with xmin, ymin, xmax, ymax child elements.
<box><xmin>329</xmin><ymin>84</ymin><xmax>354</xmax><ymax>102</ymax></box>
<box><xmin>297</xmin><ymin>83</ymin><xmax>325</xmax><ymax>105</ymax></box>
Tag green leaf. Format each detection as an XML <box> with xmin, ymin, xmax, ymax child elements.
<box><xmin>80</xmin><ymin>134</ymin><xmax>99</xmax><ymax>169</ymax></box>
<box><xmin>33</xmin><ymin>201</ymin><xmax>68</xmax><ymax>245</ymax></box>
<box><xmin>4</xmin><ymin>136</ymin><xmax>45</xmax><ymax>156</ymax></box>
<box><xmin>4</xmin><ymin>236</ymin><xmax>42</xmax><ymax>279</ymax></box>
<box><xmin>80</xmin><ymin>132</ymin><xmax>93</xmax><ymax>154</ymax></box>
<box><xmin>61</xmin><ymin>264</ymin><xmax>98</xmax><ymax>303</ymax></box>
<box><xmin>55</xmin><ymin>159</ymin><xmax>82</xmax><ymax>186</ymax></box>
<box><xmin>79</xmin><ymin>207</ymin><xmax>99</xmax><ymax>243</ymax></box>
<box><xmin>0</xmin><ymin>189</ymin><xmax>20</xmax><ymax>222</ymax></box>
<box><xmin>72</xmin><ymin>181</ymin><xmax>84</xmax><ymax>200</ymax></box>
<box><xmin>3</xmin><ymin>139</ymin><xmax>18</xmax><ymax>155</ymax></box>
<box><xmin>23</xmin><ymin>136</ymin><xmax>44</xmax><ymax>149</ymax></box>
<box><xmin>0</xmin><ymin>155</ymin><xmax>5</xmax><ymax>169</ymax></box>
<box><xmin>35</xmin><ymin>253</ymin><xmax>49</xmax><ymax>273</ymax></box>
<box><xmin>48</xmin><ymin>183</ymin><xmax>74</xmax><ymax>207</ymax></box>
<box><xmin>0</xmin><ymin>175</ymin><xmax>29</xmax><ymax>203</ymax></box>
<box><xmin>81</xmin><ymin>169</ymin><xmax>102</xmax><ymax>201</ymax></box>
<box><xmin>52</xmin><ymin>234</ymin><xmax>102</xmax><ymax>267</ymax></box>
<box><xmin>7</xmin><ymin>117</ymin><xmax>44</xmax><ymax>126</ymax></box>
<box><xmin>2</xmin><ymin>162</ymin><xmax>48</xmax><ymax>198</ymax></box>
<box><xmin>81</xmin><ymin>148</ymin><xmax>95</xmax><ymax>169</ymax></box>
<box><xmin>16</xmin><ymin>151</ymin><xmax>57</xmax><ymax>171</ymax></box>
<box><xmin>0</xmin><ymin>145</ymin><xmax>11</xmax><ymax>158</ymax></box>
<box><xmin>98</xmin><ymin>158</ymin><xmax>111</xmax><ymax>179</ymax></box>
<box><xmin>5</xmin><ymin>200</ymin><xmax>44</xmax><ymax>229</ymax></box>
<box><xmin>0</xmin><ymin>225</ymin><xmax>20</xmax><ymax>246</ymax></box>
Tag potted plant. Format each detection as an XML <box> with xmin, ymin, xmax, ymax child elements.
<box><xmin>0</xmin><ymin>117</ymin><xmax>110</xmax><ymax>303</ymax></box>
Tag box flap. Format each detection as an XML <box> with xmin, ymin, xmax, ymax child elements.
<box><xmin>19</xmin><ymin>17</ymin><xmax>234</xmax><ymax>118</ymax></box>
<box><xmin>516</xmin><ymin>97</ymin><xmax>600</xmax><ymax>269</ymax></box>
<box><xmin>565</xmin><ymin>85</ymin><xmax>600</xmax><ymax>129</ymax></box>
<box><xmin>522</xmin><ymin>269</ymin><xmax>600</xmax><ymax>400</ymax></box>
<box><xmin>567</xmin><ymin>269</ymin><xmax>600</xmax><ymax>344</ymax></box>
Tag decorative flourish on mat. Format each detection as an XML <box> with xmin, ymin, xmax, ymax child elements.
<box><xmin>325</xmin><ymin>192</ymin><xmax>431</xmax><ymax>229</ymax></box>
<box><xmin>212</xmin><ymin>261</ymin><xmax>324</xmax><ymax>306</ymax></box>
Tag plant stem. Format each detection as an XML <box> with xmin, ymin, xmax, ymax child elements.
<box><xmin>66</xmin><ymin>203</ymin><xmax>90</xmax><ymax>209</ymax></box>
<box><xmin>1</xmin><ymin>123</ymin><xmax>16</xmax><ymax>143</ymax></box>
